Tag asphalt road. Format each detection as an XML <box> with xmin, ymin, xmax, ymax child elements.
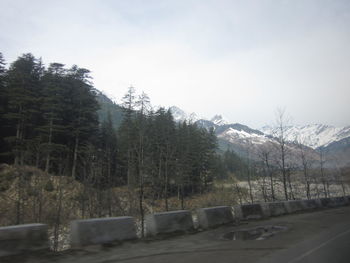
<box><xmin>3</xmin><ymin>206</ymin><xmax>350</xmax><ymax>263</ymax></box>
<box><xmin>259</xmin><ymin>217</ymin><xmax>350</xmax><ymax>263</ymax></box>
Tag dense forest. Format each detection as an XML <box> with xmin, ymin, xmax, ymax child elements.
<box><xmin>0</xmin><ymin>52</ymin><xmax>246</xmax><ymax>217</ymax></box>
<box><xmin>0</xmin><ymin>53</ymin><xmax>222</xmax><ymax>188</ymax></box>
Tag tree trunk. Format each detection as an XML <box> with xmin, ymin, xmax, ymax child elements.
<box><xmin>281</xmin><ymin>148</ymin><xmax>288</xmax><ymax>200</ymax></box>
<box><xmin>164</xmin><ymin>159</ymin><xmax>169</xmax><ymax>211</ymax></box>
<box><xmin>247</xmin><ymin>166</ymin><xmax>254</xmax><ymax>203</ymax></box>
<box><xmin>53</xmin><ymin>176</ymin><xmax>63</xmax><ymax>252</ymax></box>
<box><xmin>265</xmin><ymin>157</ymin><xmax>275</xmax><ymax>201</ymax></box>
<box><xmin>71</xmin><ymin>135</ymin><xmax>79</xmax><ymax>179</ymax></box>
<box><xmin>180</xmin><ymin>183</ymin><xmax>185</xmax><ymax>209</ymax></box>
<box><xmin>45</xmin><ymin>117</ymin><xmax>53</xmax><ymax>173</ymax></box>
<box><xmin>303</xmin><ymin>168</ymin><xmax>310</xmax><ymax>200</ymax></box>
<box><xmin>287</xmin><ymin>172</ymin><xmax>295</xmax><ymax>200</ymax></box>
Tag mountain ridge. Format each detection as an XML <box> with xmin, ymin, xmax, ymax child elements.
<box><xmin>169</xmin><ymin>105</ymin><xmax>350</xmax><ymax>167</ymax></box>
<box><xmin>261</xmin><ymin>124</ymin><xmax>350</xmax><ymax>149</ymax></box>
<box><xmin>168</xmin><ymin>105</ymin><xmax>350</xmax><ymax>150</ymax></box>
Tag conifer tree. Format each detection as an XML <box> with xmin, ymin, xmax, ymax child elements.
<box><xmin>135</xmin><ymin>91</ymin><xmax>150</xmax><ymax>237</ymax></box>
<box><xmin>5</xmin><ymin>53</ymin><xmax>43</xmax><ymax>165</ymax></box>
<box><xmin>119</xmin><ymin>86</ymin><xmax>137</xmax><ymax>186</ymax></box>
<box><xmin>99</xmin><ymin>112</ymin><xmax>118</xmax><ymax>215</ymax></box>
<box><xmin>0</xmin><ymin>53</ymin><xmax>9</xmax><ymax>163</ymax></box>
<box><xmin>65</xmin><ymin>66</ymin><xmax>99</xmax><ymax>179</ymax></box>
<box><xmin>39</xmin><ymin>63</ymin><xmax>67</xmax><ymax>172</ymax></box>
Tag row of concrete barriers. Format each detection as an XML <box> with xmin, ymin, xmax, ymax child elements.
<box><xmin>1</xmin><ymin>196</ymin><xmax>349</xmax><ymax>256</ymax></box>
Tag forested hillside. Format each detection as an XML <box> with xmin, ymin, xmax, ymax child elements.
<box><xmin>0</xmin><ymin>52</ymin><xmax>248</xmax><ymax>206</ymax></box>
<box><xmin>0</xmin><ymin>53</ymin><xmax>252</xmax><ymax>245</ymax></box>
<box><xmin>0</xmin><ymin>52</ymin><xmax>226</xmax><ymax>189</ymax></box>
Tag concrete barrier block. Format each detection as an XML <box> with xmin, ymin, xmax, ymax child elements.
<box><xmin>233</xmin><ymin>205</ymin><xmax>243</xmax><ymax>220</ymax></box>
<box><xmin>320</xmin><ymin>197</ymin><xmax>336</xmax><ymax>208</ymax></box>
<box><xmin>259</xmin><ymin>202</ymin><xmax>271</xmax><ymax>217</ymax></box>
<box><xmin>240</xmin><ymin>204</ymin><xmax>265</xmax><ymax>219</ymax></box>
<box><xmin>0</xmin><ymin>223</ymin><xmax>49</xmax><ymax>257</ymax></box>
<box><xmin>318</xmin><ymin>196</ymin><xmax>348</xmax><ymax>208</ymax></box>
<box><xmin>332</xmin><ymin>197</ymin><xmax>347</xmax><ymax>207</ymax></box>
<box><xmin>268</xmin><ymin>202</ymin><xmax>287</xmax><ymax>216</ymax></box>
<box><xmin>345</xmin><ymin>196</ymin><xmax>350</xmax><ymax>205</ymax></box>
<box><xmin>314</xmin><ymin>199</ymin><xmax>323</xmax><ymax>208</ymax></box>
<box><xmin>319</xmin><ymin>197</ymin><xmax>346</xmax><ymax>208</ymax></box>
<box><xmin>283</xmin><ymin>201</ymin><xmax>292</xmax><ymax>213</ymax></box>
<box><xmin>70</xmin><ymin>216</ymin><xmax>137</xmax><ymax>247</ymax></box>
<box><xmin>197</xmin><ymin>206</ymin><xmax>234</xmax><ymax>229</ymax></box>
<box><xmin>284</xmin><ymin>200</ymin><xmax>304</xmax><ymax>214</ymax></box>
<box><xmin>302</xmin><ymin>199</ymin><xmax>319</xmax><ymax>209</ymax></box>
<box><xmin>145</xmin><ymin>210</ymin><xmax>194</xmax><ymax>236</ymax></box>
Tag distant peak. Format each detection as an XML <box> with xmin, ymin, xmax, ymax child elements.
<box><xmin>169</xmin><ymin>105</ymin><xmax>200</xmax><ymax>122</ymax></box>
<box><xmin>210</xmin><ymin>114</ymin><xmax>229</xmax><ymax>126</ymax></box>
<box><xmin>169</xmin><ymin>105</ymin><xmax>185</xmax><ymax>114</ymax></box>
<box><xmin>260</xmin><ymin>123</ymin><xmax>350</xmax><ymax>148</ymax></box>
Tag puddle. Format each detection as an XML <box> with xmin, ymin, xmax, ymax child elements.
<box><xmin>222</xmin><ymin>225</ymin><xmax>288</xmax><ymax>241</ymax></box>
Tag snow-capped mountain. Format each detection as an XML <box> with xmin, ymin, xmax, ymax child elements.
<box><xmin>169</xmin><ymin>105</ymin><xmax>350</xmax><ymax>165</ymax></box>
<box><xmin>210</xmin><ymin>115</ymin><xmax>229</xmax><ymax>126</ymax></box>
<box><xmin>261</xmin><ymin>124</ymin><xmax>350</xmax><ymax>149</ymax></box>
<box><xmin>216</xmin><ymin>123</ymin><xmax>271</xmax><ymax>152</ymax></box>
<box><xmin>218</xmin><ymin>126</ymin><xmax>268</xmax><ymax>146</ymax></box>
<box><xmin>169</xmin><ymin>106</ymin><xmax>200</xmax><ymax>123</ymax></box>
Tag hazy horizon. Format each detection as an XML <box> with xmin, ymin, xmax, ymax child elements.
<box><xmin>1</xmin><ymin>0</ymin><xmax>350</xmax><ymax>128</ymax></box>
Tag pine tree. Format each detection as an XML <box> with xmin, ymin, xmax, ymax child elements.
<box><xmin>119</xmin><ymin>86</ymin><xmax>137</xmax><ymax>186</ymax></box>
<box><xmin>152</xmin><ymin>108</ymin><xmax>176</xmax><ymax>210</ymax></box>
<box><xmin>0</xmin><ymin>52</ymin><xmax>10</xmax><ymax>163</ymax></box>
<box><xmin>65</xmin><ymin>65</ymin><xmax>99</xmax><ymax>179</ymax></box>
<box><xmin>4</xmin><ymin>54</ymin><xmax>43</xmax><ymax>165</ymax></box>
<box><xmin>39</xmin><ymin>63</ymin><xmax>67</xmax><ymax>173</ymax></box>
<box><xmin>99</xmin><ymin>112</ymin><xmax>118</xmax><ymax>215</ymax></box>
<box><xmin>175</xmin><ymin>121</ymin><xmax>192</xmax><ymax>208</ymax></box>
<box><xmin>135</xmin><ymin>91</ymin><xmax>150</xmax><ymax>237</ymax></box>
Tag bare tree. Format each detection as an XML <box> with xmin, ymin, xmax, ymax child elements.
<box><xmin>296</xmin><ymin>139</ymin><xmax>312</xmax><ymax>199</ymax></box>
<box><xmin>258</xmin><ymin>144</ymin><xmax>276</xmax><ymax>201</ymax></box>
<box><xmin>273</xmin><ymin>108</ymin><xmax>291</xmax><ymax>200</ymax></box>
<box><xmin>135</xmin><ymin>91</ymin><xmax>150</xmax><ymax>238</ymax></box>
<box><xmin>257</xmin><ymin>167</ymin><xmax>268</xmax><ymax>202</ymax></box>
<box><xmin>319</xmin><ymin>148</ymin><xmax>329</xmax><ymax>198</ymax></box>
<box><xmin>121</xmin><ymin>86</ymin><xmax>137</xmax><ymax>187</ymax></box>
<box><xmin>286</xmin><ymin>166</ymin><xmax>295</xmax><ymax>200</ymax></box>
<box><xmin>245</xmin><ymin>141</ymin><xmax>254</xmax><ymax>203</ymax></box>
<box><xmin>334</xmin><ymin>161</ymin><xmax>348</xmax><ymax>197</ymax></box>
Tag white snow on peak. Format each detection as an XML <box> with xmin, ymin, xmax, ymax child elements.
<box><xmin>210</xmin><ymin>115</ymin><xmax>229</xmax><ymax>126</ymax></box>
<box><xmin>169</xmin><ymin>106</ymin><xmax>200</xmax><ymax>123</ymax></box>
<box><xmin>169</xmin><ymin>106</ymin><xmax>350</xmax><ymax>149</ymax></box>
<box><xmin>261</xmin><ymin>124</ymin><xmax>350</xmax><ymax>149</ymax></box>
<box><xmin>219</xmin><ymin>127</ymin><xmax>269</xmax><ymax>145</ymax></box>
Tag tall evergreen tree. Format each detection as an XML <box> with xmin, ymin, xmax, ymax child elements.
<box><xmin>135</xmin><ymin>91</ymin><xmax>150</xmax><ymax>236</ymax></box>
<box><xmin>0</xmin><ymin>53</ymin><xmax>10</xmax><ymax>163</ymax></box>
<box><xmin>119</xmin><ymin>86</ymin><xmax>137</xmax><ymax>186</ymax></box>
<box><xmin>4</xmin><ymin>53</ymin><xmax>43</xmax><ymax>165</ymax></box>
<box><xmin>39</xmin><ymin>63</ymin><xmax>67</xmax><ymax>172</ymax></box>
<box><xmin>64</xmin><ymin>66</ymin><xmax>99</xmax><ymax>179</ymax></box>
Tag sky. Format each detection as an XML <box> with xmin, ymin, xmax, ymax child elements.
<box><xmin>1</xmin><ymin>0</ymin><xmax>350</xmax><ymax>128</ymax></box>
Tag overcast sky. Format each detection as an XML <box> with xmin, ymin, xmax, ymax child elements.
<box><xmin>1</xmin><ymin>0</ymin><xmax>349</xmax><ymax>128</ymax></box>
